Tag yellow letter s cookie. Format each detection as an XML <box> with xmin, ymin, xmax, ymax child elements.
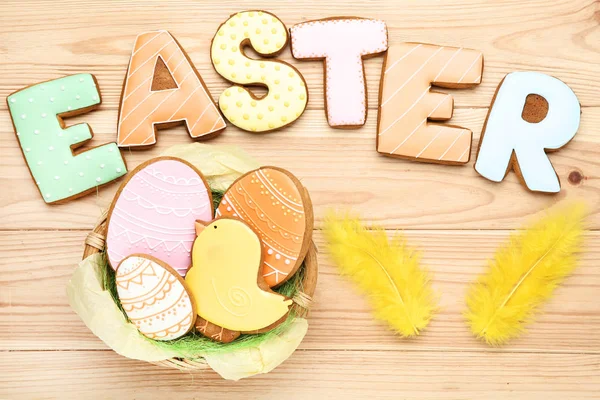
<box><xmin>211</xmin><ymin>11</ymin><xmax>308</xmax><ymax>132</ymax></box>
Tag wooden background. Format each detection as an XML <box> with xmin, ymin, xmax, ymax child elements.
<box><xmin>1</xmin><ymin>0</ymin><xmax>599</xmax><ymax>398</ymax></box>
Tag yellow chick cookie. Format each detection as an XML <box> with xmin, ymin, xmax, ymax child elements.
<box><xmin>186</xmin><ymin>218</ymin><xmax>292</xmax><ymax>332</ymax></box>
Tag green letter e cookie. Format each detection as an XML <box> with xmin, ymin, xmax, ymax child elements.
<box><xmin>7</xmin><ymin>74</ymin><xmax>127</xmax><ymax>204</ymax></box>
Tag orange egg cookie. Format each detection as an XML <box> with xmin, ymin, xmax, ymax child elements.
<box><xmin>216</xmin><ymin>167</ymin><xmax>313</xmax><ymax>287</ymax></box>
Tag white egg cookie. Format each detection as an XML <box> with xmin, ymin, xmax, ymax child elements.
<box><xmin>116</xmin><ymin>255</ymin><xmax>197</xmax><ymax>341</ymax></box>
<box><xmin>211</xmin><ymin>10</ymin><xmax>308</xmax><ymax>132</ymax></box>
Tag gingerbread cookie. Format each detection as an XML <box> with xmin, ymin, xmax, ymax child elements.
<box><xmin>216</xmin><ymin>167</ymin><xmax>314</xmax><ymax>287</ymax></box>
<box><xmin>117</xmin><ymin>30</ymin><xmax>226</xmax><ymax>148</ymax></box>
<box><xmin>377</xmin><ymin>43</ymin><xmax>484</xmax><ymax>164</ymax></box>
<box><xmin>474</xmin><ymin>72</ymin><xmax>580</xmax><ymax>193</ymax></box>
<box><xmin>290</xmin><ymin>17</ymin><xmax>388</xmax><ymax>128</ymax></box>
<box><xmin>185</xmin><ymin>219</ymin><xmax>292</xmax><ymax>332</ymax></box>
<box><xmin>211</xmin><ymin>11</ymin><xmax>308</xmax><ymax>132</ymax></box>
<box><xmin>195</xmin><ymin>317</ymin><xmax>241</xmax><ymax>343</ymax></box>
<box><xmin>6</xmin><ymin>74</ymin><xmax>127</xmax><ymax>204</ymax></box>
<box><xmin>116</xmin><ymin>255</ymin><xmax>196</xmax><ymax>341</ymax></box>
<box><xmin>106</xmin><ymin>157</ymin><xmax>213</xmax><ymax>276</ymax></box>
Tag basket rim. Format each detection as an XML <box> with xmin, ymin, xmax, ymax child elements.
<box><xmin>81</xmin><ymin>212</ymin><xmax>318</xmax><ymax>370</ymax></box>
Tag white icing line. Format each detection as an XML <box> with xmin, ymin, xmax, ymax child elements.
<box><xmin>381</xmin><ymin>47</ymin><xmax>444</xmax><ymax>107</ymax></box>
<box><xmin>379</xmin><ymin>86</ymin><xmax>430</xmax><ymax>136</ymax></box>
<box><xmin>384</xmin><ymin>44</ymin><xmax>422</xmax><ymax>74</ymax></box>
<box><xmin>433</xmin><ymin>48</ymin><xmax>462</xmax><ymax>82</ymax></box>
<box><xmin>390</xmin><ymin>119</ymin><xmax>426</xmax><ymax>154</ymax></box>
<box><xmin>458</xmin><ymin>54</ymin><xmax>482</xmax><ymax>83</ymax></box>
<box><xmin>131</xmin><ymin>31</ymin><xmax>162</xmax><ymax>57</ymax></box>
<box><xmin>416</xmin><ymin>126</ymin><xmax>445</xmax><ymax>158</ymax></box>
<box><xmin>438</xmin><ymin>129</ymin><xmax>466</xmax><ymax>160</ymax></box>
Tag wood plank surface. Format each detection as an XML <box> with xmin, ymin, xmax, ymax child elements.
<box><xmin>1</xmin><ymin>108</ymin><xmax>600</xmax><ymax>230</ymax></box>
<box><xmin>0</xmin><ymin>0</ymin><xmax>599</xmax><ymax>398</ymax></box>
<box><xmin>1</xmin><ymin>350</ymin><xmax>598</xmax><ymax>399</ymax></box>
<box><xmin>1</xmin><ymin>230</ymin><xmax>598</xmax><ymax>353</ymax></box>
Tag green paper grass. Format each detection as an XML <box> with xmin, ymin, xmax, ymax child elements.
<box><xmin>100</xmin><ymin>189</ymin><xmax>306</xmax><ymax>359</ymax></box>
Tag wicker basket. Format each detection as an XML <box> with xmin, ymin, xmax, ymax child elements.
<box><xmin>82</xmin><ymin>213</ymin><xmax>318</xmax><ymax>371</ymax></box>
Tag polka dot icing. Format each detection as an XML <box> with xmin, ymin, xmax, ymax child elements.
<box><xmin>6</xmin><ymin>73</ymin><xmax>127</xmax><ymax>204</ymax></box>
<box><xmin>211</xmin><ymin>11</ymin><xmax>308</xmax><ymax>132</ymax></box>
<box><xmin>290</xmin><ymin>18</ymin><xmax>388</xmax><ymax>128</ymax></box>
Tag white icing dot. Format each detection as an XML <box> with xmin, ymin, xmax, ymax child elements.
<box><xmin>227</xmin><ymin>206</ymin><xmax>232</xmax><ymax>212</ymax></box>
<box><xmin>64</xmin><ymin>160</ymin><xmax>69</xmax><ymax>165</ymax></box>
<box><xmin>92</xmin><ymin>95</ymin><xmax>98</xmax><ymax>101</ymax></box>
<box><xmin>16</xmin><ymin>132</ymin><xmax>20</xmax><ymax>136</ymax></box>
<box><xmin>233</xmin><ymin>213</ymin><xmax>238</xmax><ymax>217</ymax></box>
<box><xmin>67</xmin><ymin>106</ymin><xmax>72</xmax><ymax>110</ymax></box>
<box><xmin>50</xmin><ymin>97</ymin><xmax>55</xmax><ymax>102</ymax></box>
<box><xmin>61</xmin><ymin>85</ymin><xmax>65</xmax><ymax>91</ymax></box>
<box><xmin>267</xmin><ymin>249</ymin><xmax>274</xmax><ymax>255</ymax></box>
<box><xmin>76</xmin><ymin>95</ymin><xmax>80</xmax><ymax>100</ymax></box>
<box><xmin>20</xmin><ymin>114</ymin><xmax>26</xmax><ymax>119</ymax></box>
<box><xmin>48</xmin><ymin>146</ymin><xmax>54</xmax><ymax>151</ymax></box>
<box><xmin>116</xmin><ymin>167</ymin><xmax>122</xmax><ymax>173</ymax></box>
<box><xmin>37</xmin><ymin>161</ymin><xmax>42</xmax><ymax>165</ymax></box>
<box><xmin>74</xmin><ymin>136</ymin><xmax>79</xmax><ymax>140</ymax></box>
<box><xmin>28</xmin><ymin>98</ymin><xmax>34</xmax><ymax>103</ymax></box>
<box><xmin>45</xmin><ymin>193</ymin><xmax>51</xmax><ymax>198</ymax></box>
<box><xmin>285</xmin><ymin>259</ymin><xmax>291</xmax><ymax>265</ymax></box>
<box><xmin>41</xmin><ymin>113</ymin><xmax>47</xmax><ymax>118</ymax></box>
<box><xmin>79</xmin><ymin>172</ymin><xmax>84</xmax><ymax>177</ymax></box>
<box><xmin>10</xmin><ymin>98</ymin><xmax>16</xmax><ymax>103</ymax></box>
<box><xmin>100</xmin><ymin>164</ymin><xmax>105</xmax><ymax>168</ymax></box>
<box><xmin>25</xmin><ymin>148</ymin><xmax>31</xmax><ymax>152</ymax></box>
<box><xmin>54</xmin><ymin>176</ymin><xmax>60</xmax><ymax>180</ymax></box>
<box><xmin>108</xmin><ymin>148</ymin><xmax>113</xmax><ymax>152</ymax></box>
<box><xmin>96</xmin><ymin>177</ymin><xmax>101</xmax><ymax>182</ymax></box>
<box><xmin>85</xmin><ymin>155</ymin><xmax>91</xmax><ymax>160</ymax></box>
<box><xmin>34</xmin><ymin>130</ymin><xmax>39</xmax><ymax>135</ymax></box>
<box><xmin>79</xmin><ymin>77</ymin><xmax>84</xmax><ymax>82</ymax></box>
<box><xmin>275</xmin><ymin>254</ymin><xmax>281</xmax><ymax>260</ymax></box>
<box><xmin>69</xmin><ymin>188</ymin><xmax>73</xmax><ymax>192</ymax></box>
<box><xmin>36</xmin><ymin>181</ymin><xmax>40</xmax><ymax>185</ymax></box>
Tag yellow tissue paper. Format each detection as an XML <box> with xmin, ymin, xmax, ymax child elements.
<box><xmin>203</xmin><ymin>318</ymin><xmax>309</xmax><ymax>381</ymax></box>
<box><xmin>67</xmin><ymin>144</ymin><xmax>308</xmax><ymax>379</ymax></box>
<box><xmin>66</xmin><ymin>253</ymin><xmax>180</xmax><ymax>362</ymax></box>
<box><xmin>162</xmin><ymin>143</ymin><xmax>260</xmax><ymax>191</ymax></box>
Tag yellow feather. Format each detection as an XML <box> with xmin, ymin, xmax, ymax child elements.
<box><xmin>465</xmin><ymin>201</ymin><xmax>587</xmax><ymax>346</ymax></box>
<box><xmin>323</xmin><ymin>213</ymin><xmax>437</xmax><ymax>337</ymax></box>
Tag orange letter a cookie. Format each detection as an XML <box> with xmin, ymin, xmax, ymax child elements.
<box><xmin>117</xmin><ymin>30</ymin><xmax>226</xmax><ymax>147</ymax></box>
<box><xmin>377</xmin><ymin>43</ymin><xmax>483</xmax><ymax>164</ymax></box>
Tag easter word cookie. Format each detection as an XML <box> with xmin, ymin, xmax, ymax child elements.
<box><xmin>116</xmin><ymin>255</ymin><xmax>196</xmax><ymax>341</ymax></box>
<box><xmin>377</xmin><ymin>43</ymin><xmax>484</xmax><ymax>164</ymax></box>
<box><xmin>6</xmin><ymin>74</ymin><xmax>127</xmax><ymax>204</ymax></box>
<box><xmin>475</xmin><ymin>72</ymin><xmax>581</xmax><ymax>193</ymax></box>
<box><xmin>291</xmin><ymin>17</ymin><xmax>388</xmax><ymax>128</ymax></box>
<box><xmin>106</xmin><ymin>157</ymin><xmax>213</xmax><ymax>276</ymax></box>
<box><xmin>211</xmin><ymin>11</ymin><xmax>308</xmax><ymax>132</ymax></box>
<box><xmin>117</xmin><ymin>30</ymin><xmax>226</xmax><ymax>148</ymax></box>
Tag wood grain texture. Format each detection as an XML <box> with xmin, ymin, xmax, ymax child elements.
<box><xmin>1</xmin><ymin>108</ymin><xmax>600</xmax><ymax>230</ymax></box>
<box><xmin>1</xmin><ymin>230</ymin><xmax>598</xmax><ymax>353</ymax></box>
<box><xmin>0</xmin><ymin>350</ymin><xmax>598</xmax><ymax>399</ymax></box>
<box><xmin>1</xmin><ymin>0</ymin><xmax>599</xmax><ymax>398</ymax></box>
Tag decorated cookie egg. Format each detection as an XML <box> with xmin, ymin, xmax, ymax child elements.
<box><xmin>116</xmin><ymin>255</ymin><xmax>196</xmax><ymax>341</ymax></box>
<box><xmin>216</xmin><ymin>167</ymin><xmax>313</xmax><ymax>287</ymax></box>
<box><xmin>106</xmin><ymin>157</ymin><xmax>213</xmax><ymax>276</ymax></box>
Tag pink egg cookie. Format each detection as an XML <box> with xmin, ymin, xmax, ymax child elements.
<box><xmin>106</xmin><ymin>157</ymin><xmax>213</xmax><ymax>276</ymax></box>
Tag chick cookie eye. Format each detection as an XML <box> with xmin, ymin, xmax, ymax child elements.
<box><xmin>214</xmin><ymin>225</ymin><xmax>218</xmax><ymax>229</ymax></box>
